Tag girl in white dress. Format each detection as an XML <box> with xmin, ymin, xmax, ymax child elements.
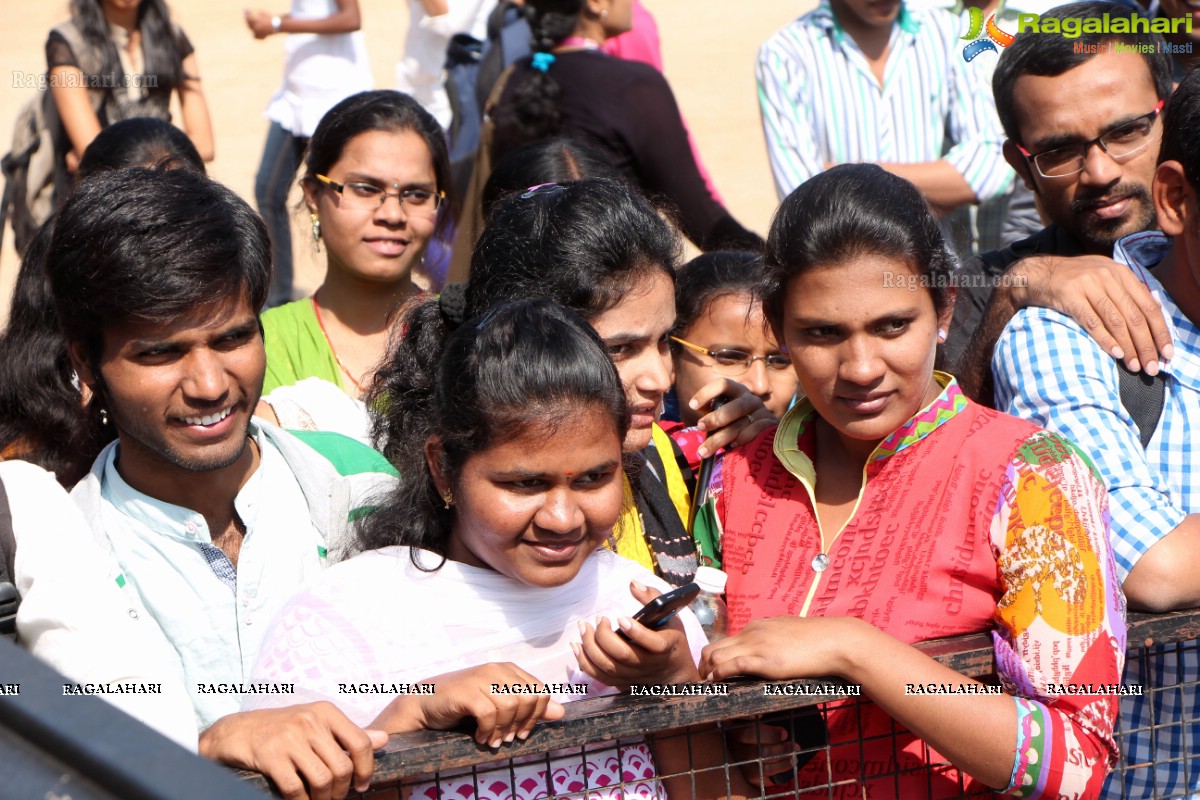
<box><xmin>246</xmin><ymin>299</ymin><xmax>748</xmax><ymax>799</ymax></box>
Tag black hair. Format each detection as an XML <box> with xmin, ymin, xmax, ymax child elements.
<box><xmin>78</xmin><ymin>117</ymin><xmax>205</xmax><ymax>179</ymax></box>
<box><xmin>46</xmin><ymin>167</ymin><xmax>270</xmax><ymax>411</ymax></box>
<box><xmin>0</xmin><ymin>218</ymin><xmax>101</xmax><ymax>486</ymax></box>
<box><xmin>464</xmin><ymin>178</ymin><xmax>680</xmax><ymax>323</ymax></box>
<box><xmin>496</xmin><ymin>0</ymin><xmax>584</xmax><ymax>144</ymax></box>
<box><xmin>673</xmin><ymin>251</ymin><xmax>765</xmax><ymax>339</ymax></box>
<box><xmin>70</xmin><ymin>0</ymin><xmax>185</xmax><ymax>100</ymax></box>
<box><xmin>481</xmin><ymin>136</ymin><xmax>620</xmax><ymax>220</ymax></box>
<box><xmin>2</xmin><ymin>132</ymin><xmax>210</xmax><ymax>485</ymax></box>
<box><xmin>763</xmin><ymin>164</ymin><xmax>956</xmax><ymax>332</ymax></box>
<box><xmin>993</xmin><ymin>1</ymin><xmax>1173</xmax><ymax>143</ymax></box>
<box><xmin>1159</xmin><ymin>66</ymin><xmax>1200</xmax><ymax>190</ymax></box>
<box><xmin>358</xmin><ymin>299</ymin><xmax>627</xmax><ymax>562</ymax></box>
<box><xmin>303</xmin><ymin>90</ymin><xmax>455</xmax><ymax>225</ymax></box>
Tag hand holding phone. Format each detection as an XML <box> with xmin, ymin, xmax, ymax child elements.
<box><xmin>573</xmin><ymin>580</ymin><xmax>704</xmax><ymax>689</ymax></box>
<box><xmin>617</xmin><ymin>582</ymin><xmax>700</xmax><ymax>641</ymax></box>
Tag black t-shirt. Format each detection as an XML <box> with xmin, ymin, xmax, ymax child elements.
<box><xmin>493</xmin><ymin>50</ymin><xmax>762</xmax><ymax>252</ymax></box>
<box><xmin>944</xmin><ymin>224</ymin><xmax>1085</xmax><ymax>371</ymax></box>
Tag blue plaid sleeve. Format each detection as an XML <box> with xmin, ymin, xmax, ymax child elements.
<box><xmin>993</xmin><ymin>307</ymin><xmax>1187</xmax><ymax>582</ymax></box>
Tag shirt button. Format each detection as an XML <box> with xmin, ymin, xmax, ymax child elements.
<box><xmin>812</xmin><ymin>553</ymin><xmax>830</xmax><ymax>573</ymax></box>
<box><xmin>185</xmin><ymin>522</ymin><xmax>198</xmax><ymax>534</ymax></box>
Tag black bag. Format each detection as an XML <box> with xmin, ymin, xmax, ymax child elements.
<box><xmin>443</xmin><ymin>1</ymin><xmax>530</xmax><ymax>198</ymax></box>
<box><xmin>0</xmin><ymin>475</ymin><xmax>18</xmax><ymax>640</ymax></box>
<box><xmin>1</xmin><ymin>89</ymin><xmax>70</xmax><ymax>255</ymax></box>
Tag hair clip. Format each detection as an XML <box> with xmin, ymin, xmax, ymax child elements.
<box><xmin>473</xmin><ymin>304</ymin><xmax>506</xmax><ymax>333</ymax></box>
<box><xmin>520</xmin><ymin>182</ymin><xmax>565</xmax><ymax>199</ymax></box>
<box><xmin>531</xmin><ymin>52</ymin><xmax>556</xmax><ymax>72</ymax></box>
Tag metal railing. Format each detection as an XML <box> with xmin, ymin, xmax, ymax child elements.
<box><xmin>239</xmin><ymin>608</ymin><xmax>1200</xmax><ymax>798</ymax></box>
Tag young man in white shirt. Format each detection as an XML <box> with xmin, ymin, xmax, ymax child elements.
<box><xmin>45</xmin><ymin>165</ymin><xmax>397</xmax><ymax>800</ymax></box>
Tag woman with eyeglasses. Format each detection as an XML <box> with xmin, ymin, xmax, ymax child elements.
<box><xmin>257</xmin><ymin>91</ymin><xmax>450</xmax><ymax>439</ymax></box>
<box><xmin>664</xmin><ymin>251</ymin><xmax>799</xmax><ymax>470</ymax></box>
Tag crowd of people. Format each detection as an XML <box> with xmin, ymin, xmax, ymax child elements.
<box><xmin>2</xmin><ymin>0</ymin><xmax>1200</xmax><ymax>798</ymax></box>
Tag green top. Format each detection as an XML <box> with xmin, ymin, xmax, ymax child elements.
<box><xmin>261</xmin><ymin>298</ymin><xmax>345</xmax><ymax>396</ymax></box>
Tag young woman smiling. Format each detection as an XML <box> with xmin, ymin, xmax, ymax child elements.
<box><xmin>247</xmin><ymin>300</ymin><xmax>749</xmax><ymax>800</ymax></box>
<box><xmin>259</xmin><ymin>90</ymin><xmax>450</xmax><ymax>405</ymax></box>
<box><xmin>698</xmin><ymin>165</ymin><xmax>1125</xmax><ymax>797</ymax></box>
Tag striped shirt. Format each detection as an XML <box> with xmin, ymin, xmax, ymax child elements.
<box><xmin>993</xmin><ymin>231</ymin><xmax>1200</xmax><ymax>798</ymax></box>
<box><xmin>756</xmin><ymin>1</ymin><xmax>1012</xmax><ymax>251</ymax></box>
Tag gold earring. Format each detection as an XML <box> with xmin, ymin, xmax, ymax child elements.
<box><xmin>310</xmin><ymin>214</ymin><xmax>321</xmax><ymax>253</ymax></box>
<box><xmin>441</xmin><ymin>489</ymin><xmax>454</xmax><ymax>509</ymax></box>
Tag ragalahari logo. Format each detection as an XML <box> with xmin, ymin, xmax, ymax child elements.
<box><xmin>961</xmin><ymin>7</ymin><xmax>1015</xmax><ymax>61</ymax></box>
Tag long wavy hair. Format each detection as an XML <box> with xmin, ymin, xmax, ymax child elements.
<box><xmin>70</xmin><ymin>0</ymin><xmax>185</xmax><ymax>94</ymax></box>
<box><xmin>0</xmin><ymin>218</ymin><xmax>102</xmax><ymax>485</ymax></box>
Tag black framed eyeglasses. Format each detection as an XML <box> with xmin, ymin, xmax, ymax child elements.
<box><xmin>670</xmin><ymin>336</ymin><xmax>792</xmax><ymax>377</ymax></box>
<box><xmin>314</xmin><ymin>174</ymin><xmax>444</xmax><ymax>212</ymax></box>
<box><xmin>1016</xmin><ymin>99</ymin><xmax>1164</xmax><ymax>179</ymax></box>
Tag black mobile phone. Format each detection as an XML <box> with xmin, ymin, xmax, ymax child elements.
<box><xmin>617</xmin><ymin>582</ymin><xmax>700</xmax><ymax>641</ymax></box>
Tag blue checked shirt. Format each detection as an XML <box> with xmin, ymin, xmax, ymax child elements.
<box><xmin>756</xmin><ymin>1</ymin><xmax>1012</xmax><ymax>251</ymax></box>
<box><xmin>994</xmin><ymin>231</ymin><xmax>1200</xmax><ymax>799</ymax></box>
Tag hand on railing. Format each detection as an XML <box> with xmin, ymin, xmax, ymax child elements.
<box><xmin>200</xmin><ymin>702</ymin><xmax>386</xmax><ymax>800</ymax></box>
<box><xmin>368</xmin><ymin>663</ymin><xmax>565</xmax><ymax>750</ymax></box>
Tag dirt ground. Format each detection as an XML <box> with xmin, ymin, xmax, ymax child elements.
<box><xmin>0</xmin><ymin>0</ymin><xmax>810</xmax><ymax>324</ymax></box>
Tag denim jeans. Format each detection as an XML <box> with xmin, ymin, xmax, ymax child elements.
<box><xmin>255</xmin><ymin>121</ymin><xmax>309</xmax><ymax>307</ymax></box>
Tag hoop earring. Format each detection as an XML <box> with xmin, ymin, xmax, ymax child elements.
<box><xmin>310</xmin><ymin>214</ymin><xmax>321</xmax><ymax>253</ymax></box>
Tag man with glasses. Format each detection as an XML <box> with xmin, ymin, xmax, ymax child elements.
<box><xmin>994</xmin><ymin>66</ymin><xmax>1200</xmax><ymax>799</ymax></box>
<box><xmin>946</xmin><ymin>1</ymin><xmax>1175</xmax><ymax>401</ymax></box>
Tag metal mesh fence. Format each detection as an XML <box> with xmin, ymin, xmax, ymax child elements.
<box><xmin>240</xmin><ymin>610</ymin><xmax>1200</xmax><ymax>798</ymax></box>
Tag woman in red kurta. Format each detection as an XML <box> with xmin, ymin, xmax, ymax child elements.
<box><xmin>699</xmin><ymin>165</ymin><xmax>1125</xmax><ymax>799</ymax></box>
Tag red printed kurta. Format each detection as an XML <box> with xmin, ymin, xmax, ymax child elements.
<box><xmin>714</xmin><ymin>376</ymin><xmax>1125</xmax><ymax>799</ymax></box>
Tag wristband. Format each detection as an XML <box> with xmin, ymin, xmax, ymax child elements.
<box><xmin>271</xmin><ymin>15</ymin><xmax>282</xmax><ymax>33</ymax></box>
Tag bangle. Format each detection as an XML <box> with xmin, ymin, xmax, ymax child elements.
<box><xmin>271</xmin><ymin>15</ymin><xmax>282</xmax><ymax>33</ymax></box>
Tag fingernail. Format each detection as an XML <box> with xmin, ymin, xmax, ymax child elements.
<box><xmin>570</xmin><ymin>642</ymin><xmax>581</xmax><ymax>657</ymax></box>
<box><xmin>517</xmin><ymin>729</ymin><xmax>531</xmax><ymax>740</ymax></box>
<box><xmin>1111</xmin><ymin>346</ymin><xmax>1125</xmax><ymax>359</ymax></box>
<box><xmin>1163</xmin><ymin>343</ymin><xmax>1175</xmax><ymax>360</ymax></box>
<box><xmin>1128</xmin><ymin>358</ymin><xmax>1141</xmax><ymax>372</ymax></box>
<box><xmin>504</xmin><ymin>732</ymin><xmax>516</xmax><ymax>743</ymax></box>
<box><xmin>490</xmin><ymin>738</ymin><xmax>502</xmax><ymax>749</ymax></box>
<box><xmin>632</xmin><ymin>580</ymin><xmax>646</xmax><ymax>592</ymax></box>
<box><xmin>618</xmin><ymin>616</ymin><xmax>633</xmax><ymax>631</ymax></box>
<box><xmin>689</xmin><ymin>399</ymin><xmax>700</xmax><ymax>410</ymax></box>
<box><xmin>697</xmin><ymin>447</ymin><xmax>709</xmax><ymax>459</ymax></box>
<box><xmin>577</xmin><ymin>620</ymin><xmax>587</xmax><ymax>635</ymax></box>
<box><xmin>1146</xmin><ymin>360</ymin><xmax>1160</xmax><ymax>376</ymax></box>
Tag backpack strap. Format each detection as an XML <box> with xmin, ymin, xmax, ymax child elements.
<box><xmin>0</xmin><ymin>474</ymin><xmax>18</xmax><ymax>639</ymax></box>
<box><xmin>0</xmin><ymin>474</ymin><xmax>14</xmax><ymax>584</ymax></box>
<box><xmin>1117</xmin><ymin>365</ymin><xmax>1166</xmax><ymax>449</ymax></box>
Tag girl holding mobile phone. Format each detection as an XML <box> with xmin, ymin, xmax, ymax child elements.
<box><xmin>247</xmin><ymin>300</ymin><xmax>749</xmax><ymax>800</ymax></box>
